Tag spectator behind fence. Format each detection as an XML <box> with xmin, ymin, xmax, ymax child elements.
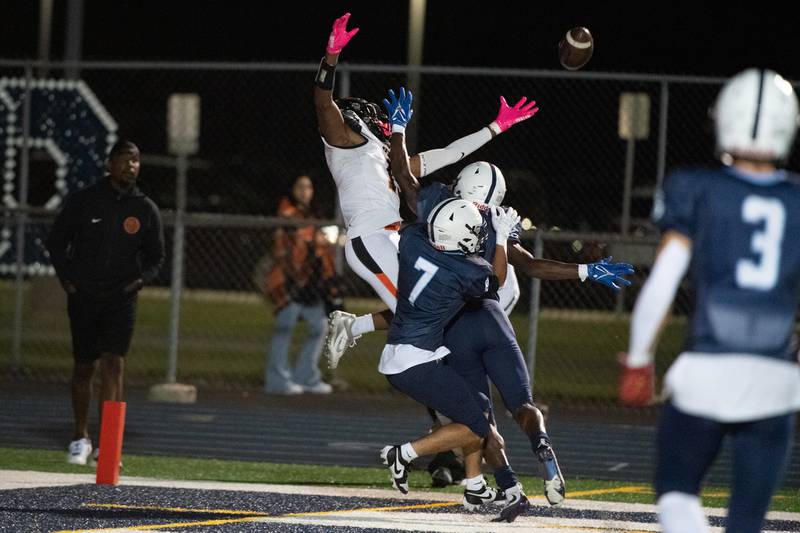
<box><xmin>262</xmin><ymin>174</ymin><xmax>338</xmax><ymax>395</ymax></box>
<box><xmin>45</xmin><ymin>140</ymin><xmax>165</xmax><ymax>466</ymax></box>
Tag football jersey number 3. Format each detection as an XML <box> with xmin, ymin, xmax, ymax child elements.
<box><xmin>409</xmin><ymin>257</ymin><xmax>439</xmax><ymax>306</ymax></box>
<box><xmin>736</xmin><ymin>195</ymin><xmax>785</xmax><ymax>291</ymax></box>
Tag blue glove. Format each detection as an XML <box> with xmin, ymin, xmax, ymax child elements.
<box><xmin>382</xmin><ymin>87</ymin><xmax>414</xmax><ymax>130</ymax></box>
<box><xmin>585</xmin><ymin>256</ymin><xmax>634</xmax><ymax>291</ymax></box>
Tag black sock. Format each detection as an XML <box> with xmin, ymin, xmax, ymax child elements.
<box><xmin>493</xmin><ymin>465</ymin><xmax>518</xmax><ymax>492</ymax></box>
<box><xmin>531</xmin><ymin>432</ymin><xmax>550</xmax><ymax>452</ymax></box>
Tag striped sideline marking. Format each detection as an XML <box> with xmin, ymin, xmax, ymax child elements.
<box><xmin>5</xmin><ymin>471</ymin><xmax>792</xmax><ymax>533</ymax></box>
<box><xmin>51</xmin><ymin>487</ymin><xmax>727</xmax><ymax>533</ymax></box>
<box><xmin>55</xmin><ymin>496</ymin><xmax>658</xmax><ymax>533</ymax></box>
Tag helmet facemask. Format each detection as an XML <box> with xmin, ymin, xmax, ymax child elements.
<box><xmin>335</xmin><ymin>97</ymin><xmax>391</xmax><ymax>143</ymax></box>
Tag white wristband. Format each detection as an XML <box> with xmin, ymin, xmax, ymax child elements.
<box><xmin>495</xmin><ymin>231</ymin><xmax>509</xmax><ymax>249</ymax></box>
<box><xmin>578</xmin><ymin>264</ymin><xmax>588</xmax><ymax>282</ymax></box>
<box><xmin>391</xmin><ymin>124</ymin><xmax>406</xmax><ymax>134</ymax></box>
<box><xmin>488</xmin><ymin>121</ymin><xmax>502</xmax><ymax>136</ymax></box>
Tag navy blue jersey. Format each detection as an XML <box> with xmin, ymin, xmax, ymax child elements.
<box><xmin>655</xmin><ymin>167</ymin><xmax>800</xmax><ymax>361</ymax></box>
<box><xmin>416</xmin><ymin>182</ymin><xmax>521</xmax><ymax>264</ymax></box>
<box><xmin>387</xmin><ymin>223</ymin><xmax>494</xmax><ymax>351</ymax></box>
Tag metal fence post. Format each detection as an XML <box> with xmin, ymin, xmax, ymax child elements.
<box><xmin>656</xmin><ymin>80</ymin><xmax>670</xmax><ymax>191</ymax></box>
<box><xmin>11</xmin><ymin>65</ymin><xmax>33</xmax><ymax>368</ymax></box>
<box><xmin>166</xmin><ymin>154</ymin><xmax>187</xmax><ymax>383</ymax></box>
<box><xmin>525</xmin><ymin>230</ymin><xmax>544</xmax><ymax>388</ymax></box>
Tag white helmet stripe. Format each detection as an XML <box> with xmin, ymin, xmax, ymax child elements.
<box><xmin>484</xmin><ymin>164</ymin><xmax>497</xmax><ymax>204</ymax></box>
<box><xmin>427</xmin><ymin>197</ymin><xmax>459</xmax><ymax>244</ymax></box>
<box><xmin>752</xmin><ymin>69</ymin><xmax>766</xmax><ymax>140</ymax></box>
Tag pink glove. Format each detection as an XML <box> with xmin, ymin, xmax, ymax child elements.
<box><xmin>490</xmin><ymin>96</ymin><xmax>539</xmax><ymax>133</ymax></box>
<box><xmin>326</xmin><ymin>13</ymin><xmax>360</xmax><ymax>55</ymax></box>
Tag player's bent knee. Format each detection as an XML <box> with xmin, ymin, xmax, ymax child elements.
<box><xmin>462</xmin><ymin>432</ymin><xmax>484</xmax><ymax>453</ymax></box>
<box><xmin>489</xmin><ymin>425</ymin><xmax>506</xmax><ymax>450</ymax></box>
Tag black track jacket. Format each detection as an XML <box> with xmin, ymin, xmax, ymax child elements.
<box><xmin>46</xmin><ymin>177</ymin><xmax>165</xmax><ymax>298</ymax></box>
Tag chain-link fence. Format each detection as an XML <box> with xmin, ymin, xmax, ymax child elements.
<box><xmin>1</xmin><ymin>60</ymin><xmax>796</xmax><ymax>408</ymax></box>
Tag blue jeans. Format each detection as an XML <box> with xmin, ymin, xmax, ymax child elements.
<box><xmin>265</xmin><ymin>301</ymin><xmax>327</xmax><ymax>392</ymax></box>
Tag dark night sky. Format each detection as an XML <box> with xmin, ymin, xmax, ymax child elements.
<box><xmin>1</xmin><ymin>1</ymin><xmax>798</xmax><ymax>80</ymax></box>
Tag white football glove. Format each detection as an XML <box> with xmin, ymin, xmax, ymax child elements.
<box><xmin>491</xmin><ymin>206</ymin><xmax>520</xmax><ymax>245</ymax></box>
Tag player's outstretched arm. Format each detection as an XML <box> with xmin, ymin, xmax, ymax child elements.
<box><xmin>619</xmin><ymin>231</ymin><xmax>691</xmax><ymax>406</ymax></box>
<box><xmin>409</xmin><ymin>96</ymin><xmax>539</xmax><ymax>177</ymax></box>
<box><xmin>314</xmin><ymin>13</ymin><xmax>360</xmax><ymax>147</ymax></box>
<box><xmin>383</xmin><ymin>87</ymin><xmax>420</xmax><ymax>214</ymax></box>
<box><xmin>508</xmin><ymin>244</ymin><xmax>635</xmax><ymax>290</ymax></box>
<box><xmin>508</xmin><ymin>244</ymin><xmax>582</xmax><ymax>280</ymax></box>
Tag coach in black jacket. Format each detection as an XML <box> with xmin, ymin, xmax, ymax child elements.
<box><xmin>46</xmin><ymin>140</ymin><xmax>165</xmax><ymax>465</ymax></box>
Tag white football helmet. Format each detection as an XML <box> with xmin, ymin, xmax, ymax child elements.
<box><xmin>427</xmin><ymin>198</ymin><xmax>486</xmax><ymax>254</ymax></box>
<box><xmin>453</xmin><ymin>162</ymin><xmax>506</xmax><ymax>206</ymax></box>
<box><xmin>713</xmin><ymin>68</ymin><xmax>799</xmax><ymax>162</ymax></box>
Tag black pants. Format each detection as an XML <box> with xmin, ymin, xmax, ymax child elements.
<box><xmin>67</xmin><ymin>292</ymin><xmax>138</xmax><ymax>361</ymax></box>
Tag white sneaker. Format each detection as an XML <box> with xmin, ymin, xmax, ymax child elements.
<box><xmin>324</xmin><ymin>311</ymin><xmax>360</xmax><ymax>369</ymax></box>
<box><xmin>303</xmin><ymin>381</ymin><xmax>333</xmax><ymax>394</ymax></box>
<box><xmin>67</xmin><ymin>438</ymin><xmax>92</xmax><ymax>465</ymax></box>
<box><xmin>463</xmin><ymin>482</ymin><xmax>505</xmax><ymax>511</ymax></box>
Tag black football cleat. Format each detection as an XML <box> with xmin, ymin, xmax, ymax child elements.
<box><xmin>380</xmin><ymin>445</ymin><xmax>410</xmax><ymax>494</ymax></box>
<box><xmin>492</xmin><ymin>483</ymin><xmax>530</xmax><ymax>523</ymax></box>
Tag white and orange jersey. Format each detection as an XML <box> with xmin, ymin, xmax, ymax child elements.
<box><xmin>322</xmin><ymin>116</ymin><xmax>401</xmax><ymax>239</ymax></box>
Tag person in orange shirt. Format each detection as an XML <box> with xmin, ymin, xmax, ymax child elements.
<box><xmin>263</xmin><ymin>174</ymin><xmax>338</xmax><ymax>395</ymax></box>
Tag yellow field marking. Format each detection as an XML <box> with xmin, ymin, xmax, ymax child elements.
<box><xmin>283</xmin><ymin>486</ymin><xmax>651</xmax><ymax>517</ymax></box>
<box><xmin>284</xmin><ymin>500</ymin><xmax>459</xmax><ymax>516</ymax></box>
<box><xmin>51</xmin><ymin>503</ymin><xmax>268</xmax><ymax>532</ymax></box>
<box><xmin>53</xmin><ymin>486</ymin><xmax>663</xmax><ymax>532</ymax></box>
<box><xmin>566</xmin><ymin>486</ymin><xmax>650</xmax><ymax>497</ymax></box>
<box><xmin>81</xmin><ymin>503</ymin><xmax>268</xmax><ymax>516</ymax></box>
<box><xmin>52</xmin><ymin>515</ymin><xmax>263</xmax><ymax>532</ymax></box>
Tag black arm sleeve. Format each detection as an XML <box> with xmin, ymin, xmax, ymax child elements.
<box><xmin>45</xmin><ymin>194</ymin><xmax>81</xmax><ymax>284</ymax></box>
<box><xmin>140</xmin><ymin>202</ymin><xmax>165</xmax><ymax>284</ymax></box>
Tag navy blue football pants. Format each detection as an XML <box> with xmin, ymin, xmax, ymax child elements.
<box><xmin>387</xmin><ymin>359</ymin><xmax>492</xmax><ymax>438</ymax></box>
<box><xmin>444</xmin><ymin>298</ymin><xmax>533</xmax><ymax>414</ymax></box>
<box><xmin>656</xmin><ymin>402</ymin><xmax>795</xmax><ymax>533</ymax></box>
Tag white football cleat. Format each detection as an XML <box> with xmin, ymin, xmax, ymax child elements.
<box><xmin>324</xmin><ymin>311</ymin><xmax>360</xmax><ymax>369</ymax></box>
<box><xmin>67</xmin><ymin>438</ymin><xmax>92</xmax><ymax>465</ymax></box>
<box><xmin>536</xmin><ymin>440</ymin><xmax>566</xmax><ymax>505</ymax></box>
<box><xmin>463</xmin><ymin>482</ymin><xmax>505</xmax><ymax>511</ymax></box>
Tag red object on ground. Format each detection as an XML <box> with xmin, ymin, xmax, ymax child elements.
<box><xmin>95</xmin><ymin>401</ymin><xmax>126</xmax><ymax>485</ymax></box>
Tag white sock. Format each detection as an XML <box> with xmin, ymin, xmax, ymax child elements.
<box><xmin>400</xmin><ymin>443</ymin><xmax>418</xmax><ymax>463</ymax></box>
<box><xmin>657</xmin><ymin>492</ymin><xmax>710</xmax><ymax>533</ymax></box>
<box><xmin>465</xmin><ymin>475</ymin><xmax>485</xmax><ymax>491</ymax></box>
<box><xmin>351</xmin><ymin>315</ymin><xmax>375</xmax><ymax>337</ymax></box>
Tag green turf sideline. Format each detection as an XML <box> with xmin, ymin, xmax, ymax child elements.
<box><xmin>0</xmin><ymin>280</ymin><xmax>687</xmax><ymax>400</ymax></box>
<box><xmin>1</xmin><ymin>447</ymin><xmax>797</xmax><ymax>512</ymax></box>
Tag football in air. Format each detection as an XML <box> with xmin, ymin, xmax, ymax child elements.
<box><xmin>558</xmin><ymin>27</ymin><xmax>594</xmax><ymax>70</ymax></box>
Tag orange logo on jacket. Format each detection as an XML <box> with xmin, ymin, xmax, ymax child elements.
<box><xmin>123</xmin><ymin>216</ymin><xmax>141</xmax><ymax>234</ymax></box>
